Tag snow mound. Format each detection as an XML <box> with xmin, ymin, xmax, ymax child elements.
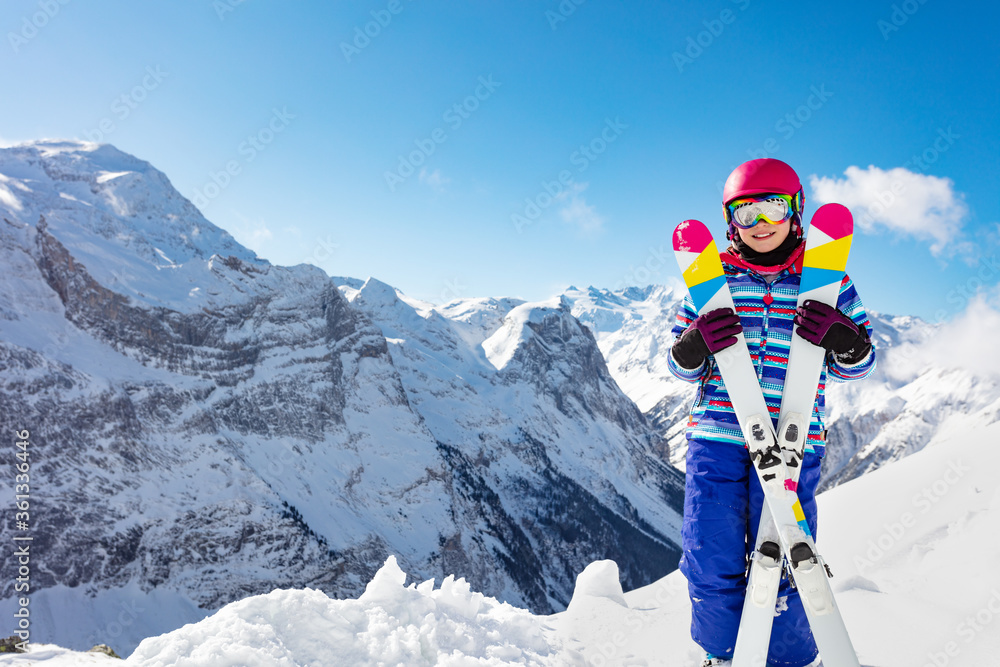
<box><xmin>567</xmin><ymin>560</ymin><xmax>627</xmax><ymax>611</ymax></box>
<box><xmin>125</xmin><ymin>556</ymin><xmax>566</xmax><ymax>666</ymax></box>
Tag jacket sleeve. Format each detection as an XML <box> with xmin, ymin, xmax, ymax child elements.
<box><xmin>667</xmin><ymin>294</ymin><xmax>709</xmax><ymax>382</ymax></box>
<box><xmin>827</xmin><ymin>274</ymin><xmax>877</xmax><ymax>382</ymax></box>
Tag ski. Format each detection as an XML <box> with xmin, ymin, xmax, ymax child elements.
<box><xmin>673</xmin><ymin>217</ymin><xmax>860</xmax><ymax>667</ymax></box>
<box><xmin>733</xmin><ymin>203</ymin><xmax>859</xmax><ymax>667</ymax></box>
<box><xmin>672</xmin><ymin>220</ymin><xmax>780</xmax><ymax>455</ymax></box>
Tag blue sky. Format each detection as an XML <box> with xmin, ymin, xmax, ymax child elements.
<box><xmin>2</xmin><ymin>0</ymin><xmax>998</xmax><ymax>322</ymax></box>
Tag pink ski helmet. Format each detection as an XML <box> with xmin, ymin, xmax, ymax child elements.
<box><xmin>722</xmin><ymin>158</ymin><xmax>805</xmax><ymax>238</ymax></box>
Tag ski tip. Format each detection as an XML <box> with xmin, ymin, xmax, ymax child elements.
<box><xmin>802</xmin><ymin>204</ymin><xmax>853</xmax><ymax>278</ymax></box>
<box><xmin>673</xmin><ymin>219</ymin><xmax>715</xmax><ymax>253</ymax></box>
<box><xmin>809</xmin><ymin>203</ymin><xmax>853</xmax><ymax>241</ymax></box>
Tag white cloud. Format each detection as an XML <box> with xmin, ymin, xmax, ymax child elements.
<box><xmin>810</xmin><ymin>165</ymin><xmax>968</xmax><ymax>256</ymax></box>
<box><xmin>556</xmin><ymin>182</ymin><xmax>605</xmax><ymax>235</ymax></box>
<box><xmin>889</xmin><ymin>287</ymin><xmax>1000</xmax><ymax>380</ymax></box>
<box><xmin>929</xmin><ymin>297</ymin><xmax>1000</xmax><ymax>377</ymax></box>
<box><xmin>419</xmin><ymin>168</ymin><xmax>450</xmax><ymax>192</ymax></box>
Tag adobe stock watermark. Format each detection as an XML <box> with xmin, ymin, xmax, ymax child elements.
<box><xmin>922</xmin><ymin>590</ymin><xmax>1000</xmax><ymax>667</ymax></box>
<box><xmin>613</xmin><ymin>245</ymin><xmax>672</xmax><ymax>292</ymax></box>
<box><xmin>438</xmin><ymin>277</ymin><xmax>466</xmax><ymax>304</ymax></box>
<box><xmin>383</xmin><ymin>75</ymin><xmax>501</xmax><ymax>192</ymax></box>
<box><xmin>511</xmin><ymin>117</ymin><xmax>627</xmax><ymax>233</ymax></box>
<box><xmin>266</xmin><ymin>438</ymin><xmax>302</xmax><ymax>477</ymax></box>
<box><xmin>586</xmin><ymin>577</ymin><xmax>679</xmax><ymax>666</ymax></box>
<box><xmin>933</xmin><ymin>253</ymin><xmax>999</xmax><ymax>322</ymax></box>
<box><xmin>878</xmin><ymin>0</ymin><xmax>930</xmax><ymax>41</ymax></box>
<box><xmin>545</xmin><ymin>0</ymin><xmax>587</xmax><ymax>30</ymax></box>
<box><xmin>212</xmin><ymin>0</ymin><xmax>247</xmax><ymax>21</ymax></box>
<box><xmin>11</xmin><ymin>429</ymin><xmax>32</xmax><ymax>652</ymax></box>
<box><xmin>191</xmin><ymin>107</ymin><xmax>295</xmax><ymax>208</ymax></box>
<box><xmin>83</xmin><ymin>66</ymin><xmax>168</xmax><ymax>144</ymax></box>
<box><xmin>673</xmin><ymin>0</ymin><xmax>751</xmax><ymax>73</ymax></box>
<box><xmin>853</xmin><ymin>458</ymin><xmax>968</xmax><ymax>573</ymax></box>
<box><xmin>901</xmin><ymin>127</ymin><xmax>959</xmax><ymax>175</ymax></box>
<box><xmin>301</xmin><ymin>234</ymin><xmax>339</xmax><ymax>269</ymax></box>
<box><xmin>741</xmin><ymin>85</ymin><xmax>834</xmax><ymax>163</ymax></box>
<box><xmin>712</xmin><ymin>84</ymin><xmax>837</xmax><ymax>196</ymax></box>
<box><xmin>8</xmin><ymin>0</ymin><xmax>71</xmax><ymax>54</ymax></box>
<box><xmin>85</xmin><ymin>599</ymin><xmax>145</xmax><ymax>651</ymax></box>
<box><xmin>341</xmin><ymin>0</ymin><xmax>414</xmax><ymax>63</ymax></box>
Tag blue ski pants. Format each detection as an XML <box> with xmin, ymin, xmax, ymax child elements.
<box><xmin>680</xmin><ymin>437</ymin><xmax>822</xmax><ymax>667</ymax></box>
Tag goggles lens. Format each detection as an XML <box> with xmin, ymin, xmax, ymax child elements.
<box><xmin>728</xmin><ymin>194</ymin><xmax>796</xmax><ymax>229</ymax></box>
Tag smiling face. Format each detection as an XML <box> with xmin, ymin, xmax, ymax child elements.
<box><xmin>735</xmin><ymin>216</ymin><xmax>791</xmax><ymax>253</ymax></box>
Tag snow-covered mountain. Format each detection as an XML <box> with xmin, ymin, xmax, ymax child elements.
<box><xmin>0</xmin><ymin>141</ymin><xmax>682</xmax><ymax>653</ymax></box>
<box><xmin>557</xmin><ymin>285</ymin><xmax>1000</xmax><ymax>490</ymax></box>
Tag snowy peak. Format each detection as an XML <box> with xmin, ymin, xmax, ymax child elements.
<box><xmin>435</xmin><ymin>295</ymin><xmax>525</xmax><ymax>345</ymax></box>
<box><xmin>482</xmin><ymin>295</ymin><xmax>573</xmax><ymax>371</ymax></box>
<box><xmin>353</xmin><ymin>276</ymin><xmax>409</xmax><ymax>313</ymax></box>
<box><xmin>0</xmin><ymin>140</ymin><xmax>225</xmax><ymax>251</ymax></box>
<box><xmin>0</xmin><ymin>140</ymin><xmax>260</xmax><ymax>312</ymax></box>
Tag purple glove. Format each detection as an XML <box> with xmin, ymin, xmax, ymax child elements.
<box><xmin>671</xmin><ymin>308</ymin><xmax>743</xmax><ymax>369</ymax></box>
<box><xmin>794</xmin><ymin>300</ymin><xmax>872</xmax><ymax>364</ymax></box>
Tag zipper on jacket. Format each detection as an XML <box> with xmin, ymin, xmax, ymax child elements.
<box><xmin>693</xmin><ymin>359</ymin><xmax>714</xmax><ymax>410</ymax></box>
<box><xmin>757</xmin><ymin>278</ymin><xmax>772</xmax><ymax>381</ymax></box>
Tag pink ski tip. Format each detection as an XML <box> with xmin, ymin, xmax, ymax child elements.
<box><xmin>673</xmin><ymin>219</ymin><xmax>715</xmax><ymax>253</ymax></box>
<box><xmin>810</xmin><ymin>203</ymin><xmax>853</xmax><ymax>240</ymax></box>
<box><xmin>784</xmin><ymin>479</ymin><xmax>798</xmax><ymax>492</ymax></box>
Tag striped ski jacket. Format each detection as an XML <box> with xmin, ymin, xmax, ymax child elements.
<box><xmin>667</xmin><ymin>253</ymin><xmax>876</xmax><ymax>457</ymax></box>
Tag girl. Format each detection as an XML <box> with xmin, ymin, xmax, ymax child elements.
<box><xmin>668</xmin><ymin>159</ymin><xmax>876</xmax><ymax>667</ymax></box>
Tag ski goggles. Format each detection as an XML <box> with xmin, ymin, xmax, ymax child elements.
<box><xmin>726</xmin><ymin>192</ymin><xmax>802</xmax><ymax>229</ymax></box>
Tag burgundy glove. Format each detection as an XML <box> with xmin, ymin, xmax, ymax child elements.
<box><xmin>671</xmin><ymin>308</ymin><xmax>743</xmax><ymax>370</ymax></box>
<box><xmin>794</xmin><ymin>300</ymin><xmax>872</xmax><ymax>364</ymax></box>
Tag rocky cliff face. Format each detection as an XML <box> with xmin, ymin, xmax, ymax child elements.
<box><xmin>0</xmin><ymin>141</ymin><xmax>683</xmax><ymax>651</ymax></box>
<box><xmin>0</xmin><ymin>210</ymin><xmax>436</xmax><ymax>610</ymax></box>
<box><xmin>338</xmin><ymin>283</ymin><xmax>684</xmax><ymax>615</ymax></box>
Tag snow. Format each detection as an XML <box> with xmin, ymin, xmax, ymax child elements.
<box><xmin>338</xmin><ymin>273</ymin><xmax>686</xmax><ymax>569</ymax></box>
<box><xmin>0</xmin><ymin>645</ymin><xmax>119</xmax><ymax>665</ymax></box>
<box><xmin>0</xmin><ymin>180</ymin><xmax>24</xmax><ymax>211</ymax></box>
<box><xmin>561</xmin><ymin>285</ymin><xmax>686</xmax><ymax>414</ymax></box>
<box><xmin>0</xmin><ymin>140</ymin><xmax>266</xmax><ymax>314</ymax></box>
<box><xmin>95</xmin><ymin>171</ymin><xmax>131</xmax><ymax>184</ymax></box>
<box><xmin>0</xmin><ymin>585</ymin><xmax>207</xmax><ymax>665</ymax></box>
<box><xmin>817</xmin><ymin>421</ymin><xmax>1000</xmax><ymax>666</ymax></box>
<box><xmin>566</xmin><ymin>561</ymin><xmax>627</xmax><ymax>612</ymax></box>
<box><xmin>482</xmin><ymin>296</ymin><xmax>568</xmax><ymax>371</ymax></box>
<box><xmin>124</xmin><ymin>556</ymin><xmax>566</xmax><ymax>667</ymax></box>
<box><xmin>16</xmin><ymin>421</ymin><xmax>999</xmax><ymax>665</ymax></box>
